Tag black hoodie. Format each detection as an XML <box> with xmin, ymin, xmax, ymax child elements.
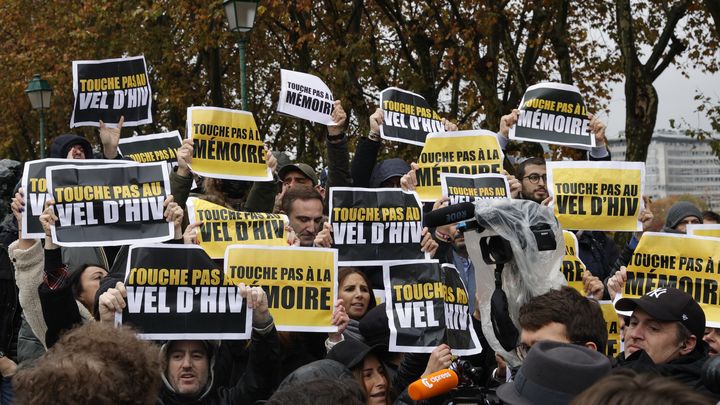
<box><xmin>49</xmin><ymin>134</ymin><xmax>94</xmax><ymax>159</ymax></box>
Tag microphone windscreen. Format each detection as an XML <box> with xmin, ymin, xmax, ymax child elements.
<box><xmin>423</xmin><ymin>202</ymin><xmax>475</xmax><ymax>228</ymax></box>
<box><xmin>408</xmin><ymin>369</ymin><xmax>459</xmax><ymax>401</ymax></box>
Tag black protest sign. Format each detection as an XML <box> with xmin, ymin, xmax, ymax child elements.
<box><xmin>379</xmin><ymin>87</ymin><xmax>444</xmax><ymax>146</ymax></box>
<box><xmin>71</xmin><ymin>55</ymin><xmax>152</xmax><ymax>128</ymax></box>
<box><xmin>118</xmin><ymin>131</ymin><xmax>181</xmax><ymax>169</ymax></box>
<box><xmin>329</xmin><ymin>187</ymin><xmax>426</xmax><ymax>266</ymax></box>
<box><xmin>510</xmin><ymin>82</ymin><xmax>594</xmax><ymax>149</ymax></box>
<box><xmin>440</xmin><ymin>173</ymin><xmax>511</xmax><ymax>205</ymax></box>
<box><xmin>20</xmin><ymin>159</ymin><xmax>135</xmax><ymax>239</ymax></box>
<box><xmin>47</xmin><ymin>162</ymin><xmax>173</xmax><ymax>246</ymax></box>
<box><xmin>120</xmin><ymin>244</ymin><xmax>252</xmax><ymax>340</ymax></box>
<box><xmin>384</xmin><ymin>260</ymin><xmax>482</xmax><ymax>354</ymax></box>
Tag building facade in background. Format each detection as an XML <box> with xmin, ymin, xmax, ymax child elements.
<box><xmin>608</xmin><ymin>130</ymin><xmax>720</xmax><ymax>210</ymax></box>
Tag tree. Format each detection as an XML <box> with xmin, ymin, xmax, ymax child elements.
<box><xmin>613</xmin><ymin>0</ymin><xmax>719</xmax><ymax>162</ymax></box>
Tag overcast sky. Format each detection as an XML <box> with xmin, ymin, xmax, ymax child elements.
<box><xmin>603</xmin><ymin>66</ymin><xmax>720</xmax><ymax>138</ymax></box>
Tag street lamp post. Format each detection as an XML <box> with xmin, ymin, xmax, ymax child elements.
<box><xmin>25</xmin><ymin>74</ymin><xmax>53</xmax><ymax>159</ymax></box>
<box><xmin>223</xmin><ymin>0</ymin><xmax>259</xmax><ymax>111</ymax></box>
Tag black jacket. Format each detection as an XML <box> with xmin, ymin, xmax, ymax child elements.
<box><xmin>617</xmin><ymin>349</ymin><xmax>711</xmax><ymax>394</ymax></box>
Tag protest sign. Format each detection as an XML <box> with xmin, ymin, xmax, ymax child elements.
<box><xmin>224</xmin><ymin>245</ymin><xmax>337</xmax><ymax>332</ymax></box>
<box><xmin>440</xmin><ymin>173</ymin><xmax>510</xmax><ymax>205</ymax></box>
<box><xmin>560</xmin><ymin>231</ymin><xmax>587</xmax><ymax>294</ymax></box>
<box><xmin>624</xmin><ymin>232</ymin><xmax>720</xmax><ymax>327</ymax></box>
<box><xmin>119</xmin><ymin>244</ymin><xmax>252</xmax><ymax>339</ymax></box>
<box><xmin>599</xmin><ymin>300</ymin><xmax>622</xmax><ymax>357</ymax></box>
<box><xmin>118</xmin><ymin>131</ymin><xmax>181</xmax><ymax>167</ymax></box>
<box><xmin>46</xmin><ymin>162</ymin><xmax>173</xmax><ymax>247</ymax></box>
<box><xmin>276</xmin><ymin>69</ymin><xmax>335</xmax><ymax>125</ymax></box>
<box><xmin>329</xmin><ymin>187</ymin><xmax>427</xmax><ymax>266</ymax></box>
<box><xmin>510</xmin><ymin>82</ymin><xmax>594</xmax><ymax>149</ymax></box>
<box><xmin>415</xmin><ymin>131</ymin><xmax>503</xmax><ymax>202</ymax></box>
<box><xmin>384</xmin><ymin>260</ymin><xmax>482</xmax><ymax>355</ymax></box>
<box><xmin>187</xmin><ymin>197</ymin><xmax>288</xmax><ymax>259</ymax></box>
<box><xmin>21</xmin><ymin>159</ymin><xmax>137</xmax><ymax>239</ymax></box>
<box><xmin>379</xmin><ymin>87</ymin><xmax>444</xmax><ymax>146</ymax></box>
<box><xmin>70</xmin><ymin>55</ymin><xmax>152</xmax><ymax>128</ymax></box>
<box><xmin>687</xmin><ymin>224</ymin><xmax>720</xmax><ymax>239</ymax></box>
<box><xmin>547</xmin><ymin>161</ymin><xmax>645</xmax><ymax>231</ymax></box>
<box><xmin>187</xmin><ymin>106</ymin><xmax>271</xmax><ymax>181</ymax></box>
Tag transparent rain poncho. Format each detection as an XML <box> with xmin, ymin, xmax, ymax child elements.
<box><xmin>463</xmin><ymin>199</ymin><xmax>566</xmax><ymax>368</ymax></box>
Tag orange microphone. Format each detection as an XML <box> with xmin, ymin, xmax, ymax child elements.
<box><xmin>408</xmin><ymin>369</ymin><xmax>459</xmax><ymax>401</ymax></box>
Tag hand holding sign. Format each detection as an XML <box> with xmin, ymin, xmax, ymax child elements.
<box><xmin>503</xmin><ymin>170</ymin><xmax>522</xmax><ymax>198</ymax></box>
<box><xmin>314</xmin><ymin>222</ymin><xmax>333</xmax><ymax>248</ymax></box>
<box><xmin>11</xmin><ymin>189</ymin><xmax>25</xmax><ymax>235</ymax></box>
<box><xmin>162</xmin><ymin>195</ymin><xmax>184</xmax><ymax>239</ymax></box>
<box><xmin>99</xmin><ymin>281</ymin><xmax>127</xmax><ymax>323</ymax></box>
<box><xmin>498</xmin><ymin>109</ymin><xmax>520</xmax><ymax>139</ymax></box>
<box><xmin>184</xmin><ymin>222</ymin><xmax>202</xmax><ymax>245</ymax></box>
<box><xmin>238</xmin><ymin>284</ymin><xmax>271</xmax><ymax>326</ymax></box>
<box><xmin>39</xmin><ymin>201</ymin><xmax>57</xmax><ymax>238</ymax></box>
<box><xmin>328</xmin><ymin>298</ymin><xmax>350</xmax><ymax>343</ymax></box>
<box><xmin>328</xmin><ymin>101</ymin><xmax>347</xmax><ymax>137</ymax></box>
<box><xmin>177</xmin><ymin>139</ymin><xmax>194</xmax><ymax>177</ymax></box>
<box><xmin>420</xmin><ymin>227</ymin><xmax>438</xmax><ymax>258</ymax></box>
<box><xmin>369</xmin><ymin>108</ymin><xmax>384</xmax><ymax>138</ymax></box>
<box><xmin>588</xmin><ymin>113</ymin><xmax>607</xmax><ymax>147</ymax></box>
<box><xmin>607</xmin><ymin>266</ymin><xmax>628</xmax><ymax>302</ymax></box>
<box><xmin>400</xmin><ymin>163</ymin><xmax>419</xmax><ymax>192</ymax></box>
<box><xmin>582</xmin><ymin>270</ymin><xmax>604</xmax><ymax>300</ymax></box>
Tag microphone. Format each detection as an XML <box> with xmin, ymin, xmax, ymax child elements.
<box><xmin>423</xmin><ymin>202</ymin><xmax>476</xmax><ymax>228</ymax></box>
<box><xmin>408</xmin><ymin>369</ymin><xmax>459</xmax><ymax>401</ymax></box>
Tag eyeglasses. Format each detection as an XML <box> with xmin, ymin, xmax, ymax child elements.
<box><xmin>522</xmin><ymin>174</ymin><xmax>547</xmax><ymax>184</ymax></box>
<box><xmin>516</xmin><ymin>340</ymin><xmax>585</xmax><ymax>361</ymax></box>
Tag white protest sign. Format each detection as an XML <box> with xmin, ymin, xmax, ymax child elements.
<box><xmin>277</xmin><ymin>69</ymin><xmax>335</xmax><ymax>125</ymax></box>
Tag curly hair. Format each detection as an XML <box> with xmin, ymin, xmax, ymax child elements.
<box><xmin>13</xmin><ymin>322</ymin><xmax>161</xmax><ymax>405</ymax></box>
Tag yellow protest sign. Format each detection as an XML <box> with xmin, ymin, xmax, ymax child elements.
<box><xmin>186</xmin><ymin>197</ymin><xmax>287</xmax><ymax>259</ymax></box>
<box><xmin>547</xmin><ymin>161</ymin><xmax>644</xmax><ymax>231</ymax></box>
<box><xmin>625</xmin><ymin>232</ymin><xmax>720</xmax><ymax>327</ymax></box>
<box><xmin>687</xmin><ymin>224</ymin><xmax>720</xmax><ymax>239</ymax></box>
<box><xmin>560</xmin><ymin>231</ymin><xmax>586</xmax><ymax>294</ymax></box>
<box><xmin>224</xmin><ymin>245</ymin><xmax>338</xmax><ymax>332</ymax></box>
<box><xmin>415</xmin><ymin>130</ymin><xmax>503</xmax><ymax>202</ymax></box>
<box><xmin>187</xmin><ymin>106</ymin><xmax>271</xmax><ymax>181</ymax></box>
<box><xmin>599</xmin><ymin>300</ymin><xmax>622</xmax><ymax>357</ymax></box>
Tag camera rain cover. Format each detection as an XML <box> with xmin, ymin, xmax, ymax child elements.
<box><xmin>465</xmin><ymin>199</ymin><xmax>566</xmax><ymax>366</ymax></box>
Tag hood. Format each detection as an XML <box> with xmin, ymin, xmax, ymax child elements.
<box><xmin>160</xmin><ymin>340</ymin><xmax>218</xmax><ymax>402</ymax></box>
<box><xmin>50</xmin><ymin>134</ymin><xmax>93</xmax><ymax>159</ymax></box>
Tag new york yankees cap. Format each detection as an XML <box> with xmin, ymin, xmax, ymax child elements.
<box><xmin>616</xmin><ymin>287</ymin><xmax>705</xmax><ymax>339</ymax></box>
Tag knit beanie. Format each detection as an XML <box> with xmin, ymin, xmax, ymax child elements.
<box><xmin>664</xmin><ymin>201</ymin><xmax>702</xmax><ymax>231</ymax></box>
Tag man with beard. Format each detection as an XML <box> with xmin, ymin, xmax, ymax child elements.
<box><xmin>515</xmin><ymin>157</ymin><xmax>549</xmax><ymax>203</ymax></box>
<box><xmin>614</xmin><ymin>287</ymin><xmax>710</xmax><ymax>393</ymax></box>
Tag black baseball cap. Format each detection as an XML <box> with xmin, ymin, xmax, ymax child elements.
<box><xmin>326</xmin><ymin>337</ymin><xmax>385</xmax><ymax>370</ymax></box>
<box><xmin>615</xmin><ymin>287</ymin><xmax>705</xmax><ymax>339</ymax></box>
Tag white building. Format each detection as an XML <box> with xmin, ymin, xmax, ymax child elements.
<box><xmin>608</xmin><ymin>130</ymin><xmax>720</xmax><ymax>210</ymax></box>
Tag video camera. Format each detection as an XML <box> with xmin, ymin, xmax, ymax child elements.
<box><xmin>424</xmin><ymin>199</ymin><xmax>567</xmax><ymax>368</ymax></box>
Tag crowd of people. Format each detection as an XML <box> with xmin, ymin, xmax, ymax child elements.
<box><xmin>0</xmin><ymin>101</ymin><xmax>719</xmax><ymax>405</ymax></box>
